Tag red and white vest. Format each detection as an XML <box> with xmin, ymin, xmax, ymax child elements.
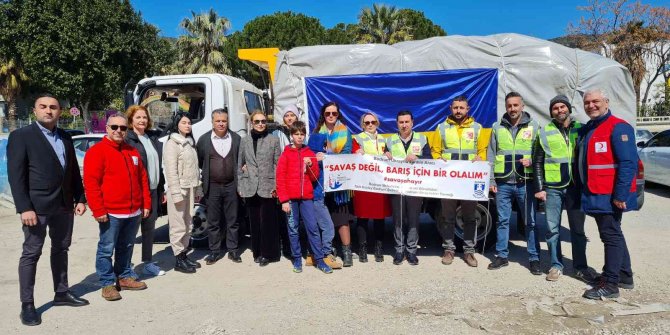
<box><xmin>586</xmin><ymin>115</ymin><xmax>636</xmax><ymax>194</ymax></box>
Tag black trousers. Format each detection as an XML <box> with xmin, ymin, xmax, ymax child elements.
<box><xmin>19</xmin><ymin>208</ymin><xmax>73</xmax><ymax>303</ymax></box>
<box><xmin>140</xmin><ymin>188</ymin><xmax>159</xmax><ymax>262</ymax></box>
<box><xmin>207</xmin><ymin>182</ymin><xmax>239</xmax><ymax>252</ymax></box>
<box><xmin>356</xmin><ymin>218</ymin><xmax>385</xmax><ymax>245</ymax></box>
<box><xmin>593</xmin><ymin>212</ymin><xmax>633</xmax><ymax>284</ymax></box>
<box><xmin>246</xmin><ymin>195</ymin><xmax>280</xmax><ymax>260</ymax></box>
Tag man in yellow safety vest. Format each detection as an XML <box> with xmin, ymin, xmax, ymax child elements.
<box><xmin>383</xmin><ymin>110</ymin><xmax>431</xmax><ymax>266</ymax></box>
<box><xmin>487</xmin><ymin>92</ymin><xmax>541</xmax><ymax>275</ymax></box>
<box><xmin>432</xmin><ymin>95</ymin><xmax>489</xmax><ymax>268</ymax></box>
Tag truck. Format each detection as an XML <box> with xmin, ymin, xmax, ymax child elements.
<box><xmin>124</xmin><ymin>33</ymin><xmax>642</xmax><ymax>251</ymax></box>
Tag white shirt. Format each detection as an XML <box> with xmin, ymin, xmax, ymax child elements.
<box><xmin>211</xmin><ymin>131</ymin><xmax>232</xmax><ymax>158</ymax></box>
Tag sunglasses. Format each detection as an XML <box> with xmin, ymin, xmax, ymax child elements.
<box><xmin>364</xmin><ymin>120</ymin><xmax>378</xmax><ymax>126</ymax></box>
<box><xmin>108</xmin><ymin>125</ymin><xmax>128</xmax><ymax>131</ymax></box>
<box><xmin>252</xmin><ymin>119</ymin><xmax>267</xmax><ymax>125</ymax></box>
<box><xmin>324</xmin><ymin>112</ymin><xmax>339</xmax><ymax>117</ymax></box>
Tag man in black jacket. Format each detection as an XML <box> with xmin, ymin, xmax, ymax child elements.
<box><xmin>196</xmin><ymin>109</ymin><xmax>242</xmax><ymax>264</ymax></box>
<box><xmin>533</xmin><ymin>95</ymin><xmax>599</xmax><ymax>283</ymax></box>
<box><xmin>7</xmin><ymin>93</ymin><xmax>89</xmax><ymax>326</ymax></box>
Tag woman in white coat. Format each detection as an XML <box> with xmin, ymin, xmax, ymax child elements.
<box><xmin>163</xmin><ymin>112</ymin><xmax>203</xmax><ymax>273</ymax></box>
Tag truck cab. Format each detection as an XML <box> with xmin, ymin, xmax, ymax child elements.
<box><xmin>125</xmin><ymin>74</ymin><xmax>264</xmax><ymax>141</ymax></box>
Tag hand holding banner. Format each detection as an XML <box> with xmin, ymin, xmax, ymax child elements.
<box><xmin>323</xmin><ymin>154</ymin><xmax>490</xmax><ymax>201</ymax></box>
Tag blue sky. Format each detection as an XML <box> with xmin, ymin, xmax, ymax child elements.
<box><xmin>130</xmin><ymin>0</ymin><xmax>669</xmax><ymax>40</ymax></box>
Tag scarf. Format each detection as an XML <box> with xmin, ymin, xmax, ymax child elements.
<box><xmin>318</xmin><ymin>120</ymin><xmax>352</xmax><ymax>205</ymax></box>
<box><xmin>318</xmin><ymin>120</ymin><xmax>349</xmax><ymax>154</ymax></box>
<box><xmin>250</xmin><ymin>128</ymin><xmax>268</xmax><ymax>154</ymax></box>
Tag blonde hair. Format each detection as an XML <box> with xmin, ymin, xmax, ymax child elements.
<box><xmin>249</xmin><ymin>110</ymin><xmax>266</xmax><ymax>126</ymax></box>
<box><xmin>125</xmin><ymin>105</ymin><xmax>152</xmax><ymax>130</ymax></box>
<box><xmin>359</xmin><ymin>111</ymin><xmax>380</xmax><ymax>129</ymax></box>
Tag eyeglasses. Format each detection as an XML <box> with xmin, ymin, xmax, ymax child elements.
<box><xmin>324</xmin><ymin>112</ymin><xmax>339</xmax><ymax>117</ymax></box>
<box><xmin>252</xmin><ymin>119</ymin><xmax>267</xmax><ymax>125</ymax></box>
<box><xmin>108</xmin><ymin>125</ymin><xmax>128</xmax><ymax>131</ymax></box>
<box><xmin>364</xmin><ymin>120</ymin><xmax>378</xmax><ymax>126</ymax></box>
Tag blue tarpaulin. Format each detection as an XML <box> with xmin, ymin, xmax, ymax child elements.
<box><xmin>304</xmin><ymin>68</ymin><xmax>498</xmax><ymax>134</ymax></box>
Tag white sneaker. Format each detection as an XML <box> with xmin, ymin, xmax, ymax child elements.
<box><xmin>143</xmin><ymin>262</ymin><xmax>165</xmax><ymax>276</ymax></box>
<box><xmin>546</xmin><ymin>267</ymin><xmax>562</xmax><ymax>281</ymax></box>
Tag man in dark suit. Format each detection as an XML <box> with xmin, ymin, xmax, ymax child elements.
<box><xmin>7</xmin><ymin>93</ymin><xmax>89</xmax><ymax>326</ymax></box>
<box><xmin>196</xmin><ymin>109</ymin><xmax>242</xmax><ymax>264</ymax></box>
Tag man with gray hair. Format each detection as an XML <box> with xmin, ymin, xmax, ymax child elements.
<box><xmin>575</xmin><ymin>89</ymin><xmax>637</xmax><ymax>299</ymax></box>
<box><xmin>196</xmin><ymin>109</ymin><xmax>242</xmax><ymax>264</ymax></box>
<box><xmin>84</xmin><ymin>113</ymin><xmax>152</xmax><ymax>301</ymax></box>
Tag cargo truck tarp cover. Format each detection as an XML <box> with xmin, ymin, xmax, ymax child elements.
<box><xmin>273</xmin><ymin>33</ymin><xmax>636</xmax><ymax>129</ymax></box>
<box><xmin>305</xmin><ymin>69</ymin><xmax>498</xmax><ymax>134</ymax></box>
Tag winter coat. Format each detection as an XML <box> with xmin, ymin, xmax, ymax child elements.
<box><xmin>275</xmin><ymin>145</ymin><xmax>319</xmax><ymax>203</ymax></box>
<box><xmin>83</xmin><ymin>136</ymin><xmax>151</xmax><ymax>218</ymax></box>
<box><xmin>163</xmin><ymin>133</ymin><xmax>203</xmax><ymax>203</ymax></box>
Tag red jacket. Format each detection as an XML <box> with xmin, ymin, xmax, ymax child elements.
<box><xmin>586</xmin><ymin>115</ymin><xmax>636</xmax><ymax>195</ymax></box>
<box><xmin>276</xmin><ymin>145</ymin><xmax>319</xmax><ymax>203</ymax></box>
<box><xmin>83</xmin><ymin>136</ymin><xmax>151</xmax><ymax>218</ymax></box>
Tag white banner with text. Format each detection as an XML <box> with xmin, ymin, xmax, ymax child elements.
<box><xmin>323</xmin><ymin>154</ymin><xmax>490</xmax><ymax>201</ymax></box>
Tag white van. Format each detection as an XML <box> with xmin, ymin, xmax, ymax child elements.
<box><xmin>125</xmin><ymin>73</ymin><xmax>265</xmax><ymax>141</ymax></box>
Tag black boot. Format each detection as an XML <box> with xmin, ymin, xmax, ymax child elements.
<box><xmin>175</xmin><ymin>253</ymin><xmax>196</xmax><ymax>273</ymax></box>
<box><xmin>181</xmin><ymin>251</ymin><xmax>201</xmax><ymax>268</ymax></box>
<box><xmin>342</xmin><ymin>245</ymin><xmax>353</xmax><ymax>267</ymax></box>
<box><xmin>374</xmin><ymin>240</ymin><xmax>384</xmax><ymax>262</ymax></box>
<box><xmin>359</xmin><ymin>243</ymin><xmax>368</xmax><ymax>263</ymax></box>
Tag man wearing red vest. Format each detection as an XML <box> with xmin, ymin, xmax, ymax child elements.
<box><xmin>576</xmin><ymin>89</ymin><xmax>637</xmax><ymax>299</ymax></box>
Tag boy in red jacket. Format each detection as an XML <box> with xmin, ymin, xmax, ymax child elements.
<box><xmin>83</xmin><ymin>114</ymin><xmax>151</xmax><ymax>301</ymax></box>
<box><xmin>276</xmin><ymin>121</ymin><xmax>333</xmax><ymax>274</ymax></box>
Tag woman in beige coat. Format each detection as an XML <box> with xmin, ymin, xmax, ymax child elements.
<box><xmin>163</xmin><ymin>112</ymin><xmax>203</xmax><ymax>273</ymax></box>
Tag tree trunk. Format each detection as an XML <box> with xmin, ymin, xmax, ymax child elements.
<box><xmin>7</xmin><ymin>100</ymin><xmax>18</xmax><ymax>132</ymax></box>
<box><xmin>80</xmin><ymin>100</ymin><xmax>91</xmax><ymax>133</ymax></box>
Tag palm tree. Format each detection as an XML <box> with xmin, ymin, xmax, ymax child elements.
<box><xmin>0</xmin><ymin>57</ymin><xmax>28</xmax><ymax>132</ymax></box>
<box><xmin>357</xmin><ymin>3</ymin><xmax>412</xmax><ymax>44</ymax></box>
<box><xmin>176</xmin><ymin>9</ymin><xmax>232</xmax><ymax>74</ymax></box>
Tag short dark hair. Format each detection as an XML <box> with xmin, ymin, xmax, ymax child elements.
<box><xmin>452</xmin><ymin>95</ymin><xmax>469</xmax><ymax>104</ymax></box>
<box><xmin>34</xmin><ymin>93</ymin><xmax>59</xmax><ymax>106</ymax></box>
<box><xmin>396</xmin><ymin>110</ymin><xmax>413</xmax><ymax>120</ymax></box>
<box><xmin>290</xmin><ymin>121</ymin><xmax>307</xmax><ymax>135</ymax></box>
<box><xmin>211</xmin><ymin>108</ymin><xmax>228</xmax><ymax>119</ymax></box>
<box><xmin>505</xmin><ymin>91</ymin><xmax>523</xmax><ymax>102</ymax></box>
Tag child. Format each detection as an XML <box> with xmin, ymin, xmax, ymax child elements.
<box><xmin>276</xmin><ymin>121</ymin><xmax>333</xmax><ymax>274</ymax></box>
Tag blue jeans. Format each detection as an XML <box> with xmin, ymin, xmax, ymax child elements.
<box><xmin>313</xmin><ymin>199</ymin><xmax>335</xmax><ymax>255</ymax></box>
<box><xmin>495</xmin><ymin>182</ymin><xmax>540</xmax><ymax>261</ymax></box>
<box><xmin>545</xmin><ymin>187</ymin><xmax>588</xmax><ymax>271</ymax></box>
<box><xmin>96</xmin><ymin>215</ymin><xmax>141</xmax><ymax>287</ymax></box>
<box><xmin>288</xmin><ymin>200</ymin><xmax>324</xmax><ymax>261</ymax></box>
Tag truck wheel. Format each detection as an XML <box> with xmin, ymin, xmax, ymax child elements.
<box><xmin>427</xmin><ymin>199</ymin><xmax>496</xmax><ymax>252</ymax></box>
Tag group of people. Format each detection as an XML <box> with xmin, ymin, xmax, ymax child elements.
<box><xmin>8</xmin><ymin>88</ymin><xmax>638</xmax><ymax>326</ymax></box>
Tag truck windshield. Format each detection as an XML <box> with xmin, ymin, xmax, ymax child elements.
<box><xmin>139</xmin><ymin>84</ymin><xmax>205</xmax><ymax>132</ymax></box>
<box><xmin>244</xmin><ymin>90</ymin><xmax>263</xmax><ymax>115</ymax></box>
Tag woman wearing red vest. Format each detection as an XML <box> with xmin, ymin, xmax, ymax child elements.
<box><xmin>576</xmin><ymin>89</ymin><xmax>637</xmax><ymax>300</ymax></box>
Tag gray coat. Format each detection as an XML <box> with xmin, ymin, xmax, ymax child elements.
<box><xmin>238</xmin><ymin>133</ymin><xmax>281</xmax><ymax>198</ymax></box>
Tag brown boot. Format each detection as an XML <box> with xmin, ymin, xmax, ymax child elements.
<box><xmin>305</xmin><ymin>254</ymin><xmax>314</xmax><ymax>266</ymax></box>
<box><xmin>101</xmin><ymin>285</ymin><xmax>121</xmax><ymax>301</ymax></box>
<box><xmin>325</xmin><ymin>254</ymin><xmax>343</xmax><ymax>269</ymax></box>
<box><xmin>464</xmin><ymin>253</ymin><xmax>478</xmax><ymax>267</ymax></box>
<box><xmin>441</xmin><ymin>250</ymin><xmax>455</xmax><ymax>265</ymax></box>
<box><xmin>117</xmin><ymin>277</ymin><xmax>147</xmax><ymax>291</ymax></box>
